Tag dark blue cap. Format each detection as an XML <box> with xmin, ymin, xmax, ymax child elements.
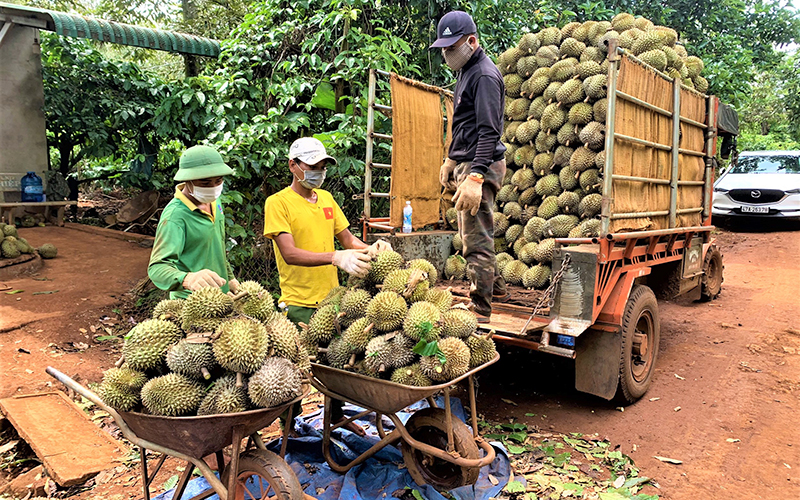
<box><xmin>430</xmin><ymin>11</ymin><xmax>477</xmax><ymax>48</ymax></box>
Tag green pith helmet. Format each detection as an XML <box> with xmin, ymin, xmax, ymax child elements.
<box><xmin>174</xmin><ymin>145</ymin><xmax>234</xmax><ymax>181</ymax></box>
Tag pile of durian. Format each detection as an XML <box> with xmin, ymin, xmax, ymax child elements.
<box><xmin>98</xmin><ymin>282</ymin><xmax>307</xmax><ymax>416</ymax></box>
<box><xmin>0</xmin><ymin>222</ymin><xmax>57</xmax><ymax>259</ymax></box>
<box><xmin>442</xmin><ymin>13</ymin><xmax>708</xmax><ymax>291</ymax></box>
<box><xmin>305</xmin><ymin>250</ymin><xmax>497</xmax><ymax>386</ymax></box>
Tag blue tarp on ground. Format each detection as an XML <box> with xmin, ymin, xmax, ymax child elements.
<box><xmin>154</xmin><ymin>397</ymin><xmax>510</xmax><ymax>500</ymax></box>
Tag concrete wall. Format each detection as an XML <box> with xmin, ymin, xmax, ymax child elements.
<box><xmin>0</xmin><ymin>25</ymin><xmax>48</xmax><ymax>202</ymax></box>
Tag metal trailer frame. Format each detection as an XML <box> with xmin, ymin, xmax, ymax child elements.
<box><xmin>485</xmin><ymin>41</ymin><xmax>722</xmax><ymax>401</ymax></box>
<box><xmin>360</xmin><ymin>69</ymin><xmax>453</xmax><ymax>236</ymax></box>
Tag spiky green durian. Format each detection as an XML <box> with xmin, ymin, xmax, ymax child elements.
<box><xmin>570</xmin><ymin>146</ymin><xmax>597</xmax><ymax>172</ymax></box>
<box><xmin>1</xmin><ymin>239</ymin><xmax>20</xmax><ymax>258</ymax></box>
<box><xmin>538</xmin><ymin>196</ymin><xmax>561</xmax><ymax>220</ymax></box>
<box><xmin>583</xmin><ymin>74</ymin><xmax>608</xmax><ymax>99</ymax></box>
<box><xmin>340</xmin><ymin>317</ymin><xmax>376</xmax><ymax>353</ymax></box>
<box><xmin>440</xmin><ymin>307</ymin><xmax>478</xmax><ymax>339</ymax></box>
<box><xmin>501</xmin><ymin>260</ymin><xmax>528</xmax><ymax>286</ymax></box>
<box><xmin>141</xmin><ymin>373</ymin><xmax>205</xmax><ymax>416</ymax></box>
<box><xmin>452</xmin><ymin>233</ymin><xmax>463</xmax><ymax>253</ymax></box>
<box><xmin>541</xmin><ymin>103</ymin><xmax>567</xmax><ymax>133</ymax></box>
<box><xmin>504</xmin><ymin>74</ymin><xmax>524</xmax><ymax>97</ymax></box>
<box><xmin>98</xmin><ymin>381</ymin><xmax>140</xmax><ymax>411</ymax></box>
<box><xmin>198</xmin><ymin>374</ymin><xmax>249</xmax><ymax>415</ymax></box>
<box><xmin>509</xmin><ymin>97</ymin><xmax>533</xmax><ymax>121</ymax></box>
<box><xmin>568</xmin><ymin>102</ymin><xmax>594</xmax><ymax>127</ymax></box>
<box><xmin>518</xmin><ymin>32</ymin><xmax>540</xmax><ymax>55</ymax></box>
<box><xmin>528</xmin><ymin>96</ymin><xmax>548</xmax><ymax>120</ymax></box>
<box><xmin>535</xmin><ymin>45</ymin><xmax>560</xmax><ymax>68</ymax></box>
<box><xmin>368</xmin><ymin>250</ymin><xmax>404</xmax><ymax>283</ymax></box>
<box><xmin>588</xmin><ymin>20</ymin><xmax>612</xmax><ymax>46</ymax></box>
<box><xmin>593</xmin><ymin>99</ymin><xmax>608</xmax><ymax>124</ymax></box>
<box><xmin>542</xmin><ymin>214</ymin><xmax>579</xmax><ymax>238</ymax></box>
<box><xmin>420</xmin><ymin>337</ymin><xmax>470</xmax><ymax>382</ymax></box>
<box><xmin>511</xmin><ymin>167</ymin><xmax>536</xmax><ymax>191</ymax></box>
<box><xmin>611</xmin><ymin>12</ymin><xmax>635</xmax><ymax>32</ymax></box>
<box><xmin>504</xmin><ymin>202</ymin><xmax>523</xmax><ymax>221</ymax></box>
<box><xmin>693</xmin><ymin>76</ymin><xmax>709</xmax><ymax>94</ymax></box>
<box><xmin>366</xmin><ymin>291</ymin><xmax>408</xmax><ymax>332</ymax></box>
<box><xmin>497</xmin><ymin>184</ymin><xmax>519</xmax><ymax>204</ymax></box>
<box><xmin>577</xmin><ymin>218</ymin><xmax>602</xmax><ymax>238</ymax></box>
<box><xmin>532</xmin><ymin>238</ymin><xmax>557</xmax><ymax>263</ymax></box>
<box><xmin>579</xmin><ymin>169</ymin><xmax>602</xmax><ymax>193</ymax></box>
<box><xmin>535</xmin><ymin>174</ymin><xmax>561</xmax><ymax>198</ymax></box>
<box><xmin>513</xmin><ymin>236</ymin><xmax>529</xmax><ymax>255</ymax></box>
<box><xmin>325</xmin><ymin>337</ymin><xmax>351</xmax><ymax>369</ymax></box>
<box><xmin>597</xmin><ymin>30</ymin><xmax>620</xmax><ymax>50</ymax></box>
<box><xmin>182</xmin><ymin>287</ymin><xmax>234</xmax><ymax>322</ymax></box>
<box><xmin>556</xmin><ymin>122</ymin><xmax>580</xmax><ymax>148</ymax></box>
<box><xmin>535</xmin><ymin>130</ymin><xmax>558</xmax><ymax>153</ymax></box>
<box><xmin>213</xmin><ymin>317</ymin><xmax>269</xmax><ymax>377</ymax></box>
<box><xmin>390</xmin><ymin>363</ymin><xmax>432</xmax><ymax>386</ymax></box>
<box><xmin>167</xmin><ymin>340</ymin><xmax>216</xmax><ymax>380</ymax></box>
<box><xmin>632</xmin><ymin>31</ymin><xmax>663</xmax><ymax>55</ymax></box>
<box><xmin>444</xmin><ymin>255</ymin><xmax>467</xmax><ymax>280</ymax></box>
<box><xmin>266</xmin><ymin>314</ymin><xmax>307</xmax><ymax>370</ymax></box>
<box><xmin>555</xmin><ymin>78</ymin><xmax>585</xmax><ymax>105</ymax></box>
<box><xmin>306</xmin><ymin>303</ymin><xmax>339</xmax><ymax>345</ymax></box>
<box><xmin>152</xmin><ymin>299</ymin><xmax>184</xmax><ymax>323</ymax></box>
<box><xmin>523</xmin><ymin>216</ymin><xmax>547</xmax><ymax>242</ymax></box>
<box><xmin>580</xmin><ymin>46</ymin><xmax>605</xmax><ymax>64</ymax></box>
<box><xmin>538</xmin><ymin>26</ymin><xmax>562</xmax><ymax>47</ymax></box>
<box><xmin>516</xmin><ymin>56</ymin><xmax>539</xmax><ymax>78</ymax></box>
<box><xmin>339</xmin><ymin>288</ymin><xmax>372</xmax><ymax>323</ymax></box>
<box><xmin>557</xmin><ymin>191</ymin><xmax>581</xmax><ymax>214</ymax></box>
<box><xmin>573</xmin><ymin>21</ymin><xmax>595</xmax><ymax>43</ymax></box>
<box><xmin>550</xmin><ymin>58</ymin><xmax>578</xmax><ymax>82</ymax></box>
<box><xmin>579</xmin><ymin>193</ymin><xmax>603</xmax><ymax>218</ymax></box>
<box><xmin>234</xmin><ymin>281</ymin><xmax>275</xmax><ymax>322</ymax></box>
<box><xmin>561</xmin><ymin>21</ymin><xmax>581</xmax><ymax>38</ymax></box>
<box><xmin>425</xmin><ymin>288</ymin><xmax>453</xmax><ymax>313</ymax></box>
<box><xmin>122</xmin><ymin>319</ymin><xmax>183</xmax><ymax>372</ymax></box>
<box><xmin>466</xmin><ymin>333</ymin><xmax>497</xmax><ymax>368</ymax></box>
<box><xmin>522</xmin><ymin>264</ymin><xmax>552</xmax><ymax>289</ymax></box>
<box><xmin>513</xmin><ymin>145</ymin><xmax>537</xmax><ymax>166</ymax></box>
<box><xmin>403</xmin><ymin>301</ymin><xmax>442</xmax><ymax>342</ymax></box>
<box><xmin>559</xmin><ymin>165</ymin><xmax>579</xmax><ymax>191</ymax></box>
<box><xmin>560</xmin><ymin>37</ymin><xmax>586</xmax><ymax>58</ymax></box>
<box><xmin>518</xmin><ymin>186</ymin><xmax>538</xmax><ymax>208</ymax></box>
<box><xmin>248</xmin><ymin>357</ymin><xmax>303</xmax><ymax>408</ymax></box>
<box><xmin>579</xmin><ymin>121</ymin><xmax>605</xmax><ymax>150</ymax></box>
<box><xmin>445</xmin><ymin>207</ymin><xmax>458</xmax><ymax>230</ymax></box>
<box><xmin>576</xmin><ymin>60</ymin><xmax>603</xmax><ymax>80</ymax></box>
<box><xmin>639</xmin><ymin>49</ymin><xmax>668</xmax><ymax>72</ymax></box>
<box><xmin>515</xmin><ymin>120</ymin><xmax>540</xmax><ymax>144</ymax></box>
<box><xmin>383</xmin><ymin>268</ymin><xmax>430</xmax><ymax>303</ymax></box>
<box><xmin>543</xmin><ymin>81</ymin><xmax>563</xmax><ymax>103</ymax></box>
<box><xmin>518</xmin><ymin>241</ymin><xmax>539</xmax><ymax>265</ymax></box>
<box><xmin>103</xmin><ymin>367</ymin><xmax>147</xmax><ymax>391</ymax></box>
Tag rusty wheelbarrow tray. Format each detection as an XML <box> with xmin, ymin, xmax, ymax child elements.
<box><xmin>46</xmin><ymin>367</ymin><xmax>308</xmax><ymax>500</ymax></box>
<box><xmin>308</xmin><ymin>353</ymin><xmax>499</xmax><ymax>490</ymax></box>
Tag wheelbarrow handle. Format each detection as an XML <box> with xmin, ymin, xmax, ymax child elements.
<box><xmin>46</xmin><ymin>366</ymin><xmax>121</xmax><ymax>419</ymax></box>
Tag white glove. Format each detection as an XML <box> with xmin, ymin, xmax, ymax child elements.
<box><xmin>183</xmin><ymin>269</ymin><xmax>226</xmax><ymax>291</ymax></box>
<box><xmin>439</xmin><ymin>158</ymin><xmax>457</xmax><ymax>188</ymax></box>
<box><xmin>332</xmin><ymin>249</ymin><xmax>372</xmax><ymax>278</ymax></box>
<box><xmin>366</xmin><ymin>239</ymin><xmax>393</xmax><ymax>259</ymax></box>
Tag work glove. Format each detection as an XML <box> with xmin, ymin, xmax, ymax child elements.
<box><xmin>439</xmin><ymin>158</ymin><xmax>457</xmax><ymax>188</ymax></box>
<box><xmin>366</xmin><ymin>239</ymin><xmax>393</xmax><ymax>259</ymax></box>
<box><xmin>183</xmin><ymin>269</ymin><xmax>226</xmax><ymax>291</ymax></box>
<box><xmin>332</xmin><ymin>249</ymin><xmax>372</xmax><ymax>278</ymax></box>
<box><xmin>452</xmin><ymin>174</ymin><xmax>484</xmax><ymax>216</ymax></box>
<box><xmin>227</xmin><ymin>278</ymin><xmax>241</xmax><ymax>296</ymax></box>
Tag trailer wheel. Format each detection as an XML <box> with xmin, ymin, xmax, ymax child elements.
<box><xmin>700</xmin><ymin>244</ymin><xmax>723</xmax><ymax>301</ymax></box>
<box><xmin>222</xmin><ymin>449</ymin><xmax>304</xmax><ymax>499</ymax></box>
<box><xmin>401</xmin><ymin>407</ymin><xmax>480</xmax><ymax>490</ymax></box>
<box><xmin>616</xmin><ymin>285</ymin><xmax>660</xmax><ymax>404</ymax></box>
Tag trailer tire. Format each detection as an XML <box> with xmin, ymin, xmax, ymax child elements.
<box><xmin>222</xmin><ymin>449</ymin><xmax>304</xmax><ymax>499</ymax></box>
<box><xmin>401</xmin><ymin>407</ymin><xmax>480</xmax><ymax>490</ymax></box>
<box><xmin>700</xmin><ymin>244</ymin><xmax>723</xmax><ymax>301</ymax></box>
<box><xmin>616</xmin><ymin>284</ymin><xmax>660</xmax><ymax>404</ymax></box>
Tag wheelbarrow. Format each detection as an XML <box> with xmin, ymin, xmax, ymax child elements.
<box><xmin>46</xmin><ymin>367</ymin><xmax>310</xmax><ymax>500</ymax></box>
<box><xmin>308</xmin><ymin>353</ymin><xmax>499</xmax><ymax>490</ymax></box>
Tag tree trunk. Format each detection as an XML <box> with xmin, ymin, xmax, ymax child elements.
<box><xmin>182</xmin><ymin>0</ymin><xmax>199</xmax><ymax>77</ymax></box>
<box><xmin>760</xmin><ymin>121</ymin><xmax>770</xmax><ymax>135</ymax></box>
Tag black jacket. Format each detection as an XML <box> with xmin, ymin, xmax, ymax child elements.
<box><xmin>448</xmin><ymin>47</ymin><xmax>506</xmax><ymax>175</ymax></box>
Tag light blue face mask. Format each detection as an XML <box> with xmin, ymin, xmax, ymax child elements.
<box><xmin>299</xmin><ymin>169</ymin><xmax>326</xmax><ymax>190</ymax></box>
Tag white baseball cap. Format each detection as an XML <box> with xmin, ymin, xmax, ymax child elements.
<box><xmin>288</xmin><ymin>137</ymin><xmax>337</xmax><ymax>166</ymax></box>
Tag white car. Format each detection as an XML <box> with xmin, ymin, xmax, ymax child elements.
<box><xmin>712</xmin><ymin>150</ymin><xmax>800</xmax><ymax>219</ymax></box>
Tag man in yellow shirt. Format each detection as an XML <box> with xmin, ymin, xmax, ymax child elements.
<box><xmin>264</xmin><ymin>137</ymin><xmax>389</xmax><ymax>435</ymax></box>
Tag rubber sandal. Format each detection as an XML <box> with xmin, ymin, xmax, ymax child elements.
<box><xmin>492</xmin><ymin>292</ymin><xmax>511</xmax><ymax>303</ymax></box>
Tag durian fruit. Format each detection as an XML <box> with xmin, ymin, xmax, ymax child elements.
<box><xmin>579</xmin><ymin>193</ymin><xmax>603</xmax><ymax>218</ymax></box>
<box><xmin>558</xmin><ymin>191</ymin><xmax>581</xmax><ymax>214</ymax></box>
<box><xmin>306</xmin><ymin>303</ymin><xmax>339</xmax><ymax>345</ymax></box>
<box><xmin>579</xmin><ymin>121</ymin><xmax>605</xmax><ymax>150</ymax></box>
<box><xmin>182</xmin><ymin>287</ymin><xmax>234</xmax><ymax>324</ymax></box>
<box><xmin>325</xmin><ymin>337</ymin><xmax>351</xmax><ymax>369</ymax></box>
<box><xmin>504</xmin><ymin>74</ymin><xmax>524</xmax><ymax>97</ymax></box>
<box><xmin>542</xmin><ymin>214</ymin><xmax>579</xmax><ymax>238</ymax></box>
<box><xmin>266</xmin><ymin>314</ymin><xmax>308</xmax><ymax>369</ymax></box>
<box><xmin>538</xmin><ymin>26</ymin><xmax>562</xmax><ymax>46</ymax></box>
<box><xmin>693</xmin><ymin>76</ymin><xmax>709</xmax><ymax>94</ymax></box>
<box><xmin>612</xmin><ymin>12</ymin><xmax>636</xmax><ymax>32</ymax></box>
<box><xmin>1</xmin><ymin>238</ymin><xmax>20</xmax><ymax>259</ymax></box>
<box><xmin>570</xmin><ymin>146</ymin><xmax>597</xmax><ymax>172</ymax></box>
<box><xmin>634</xmin><ymin>16</ymin><xmax>654</xmax><ymax>32</ymax></box>
<box><xmin>198</xmin><ymin>374</ymin><xmax>249</xmax><ymax>415</ymax></box>
<box><xmin>493</xmin><ymin>212</ymin><xmax>510</xmax><ymax>237</ymax></box>
<box><xmin>248</xmin><ymin>357</ymin><xmax>303</xmax><ymax>408</ymax></box>
<box><xmin>532</xmin><ymin>238</ymin><xmax>557</xmax><ymax>263</ymax></box>
<box><xmin>466</xmin><ymin>332</ymin><xmax>497</xmax><ymax>368</ymax></box>
<box><xmin>513</xmin><ymin>236</ymin><xmax>529</xmax><ymax>256</ymax></box>
<box><xmin>391</xmin><ymin>363</ymin><xmax>432</xmax><ymax>387</ymax></box>
<box><xmin>580</xmin><ymin>169</ymin><xmax>602</xmax><ymax>193</ymax></box>
<box><xmin>339</xmin><ymin>288</ymin><xmax>372</xmax><ymax>324</ymax></box>
<box><xmin>541</xmin><ymin>103</ymin><xmax>566</xmax><ymax>132</ymax></box>
<box><xmin>234</xmin><ymin>281</ymin><xmax>275</xmax><ymax>322</ymax></box>
<box><xmin>631</xmin><ymin>31</ymin><xmax>663</xmax><ymax>56</ymax></box>
<box><xmin>639</xmin><ymin>49</ymin><xmax>668</xmax><ymax>72</ymax></box>
<box><xmin>504</xmin><ymin>203</ymin><xmax>524</xmax><ymax>221</ymax></box>
<box><xmin>496</xmin><ymin>252</ymin><xmax>514</xmax><ymax>273</ymax></box>
<box><xmin>341</xmin><ymin>317</ymin><xmax>376</xmax><ymax>355</ymax></box>
<box><xmin>420</xmin><ymin>337</ymin><xmax>470</xmax><ymax>382</ymax></box>
<box><xmin>97</xmin><ymin>367</ymin><xmax>147</xmax><ymax>411</ymax></box>
<box><xmin>577</xmin><ymin>218</ymin><xmax>602</xmax><ymax>237</ymax></box>
<box><xmin>166</xmin><ymin>340</ymin><xmax>216</xmax><ymax>380</ymax></box>
<box><xmin>515</xmin><ymin>120</ymin><xmax>540</xmax><ymax>144</ymax></box>
<box><xmin>528</xmin><ymin>96</ymin><xmax>548</xmax><ymax>119</ymax></box>
<box><xmin>535</xmin><ymin>45</ymin><xmax>560</xmax><ymax>68</ymax></box>
<box><xmin>580</xmin><ymin>46</ymin><xmax>605</xmax><ymax>64</ymax></box>
<box><xmin>560</xmin><ymin>37</ymin><xmax>586</xmax><ymax>58</ymax></box>
<box><xmin>383</xmin><ymin>268</ymin><xmax>430</xmax><ymax>303</ymax></box>
<box><xmin>441</xmin><ymin>308</ymin><xmax>478</xmax><ymax>339</ymax></box>
<box><xmin>213</xmin><ymin>317</ymin><xmax>270</xmax><ymax>385</ymax></box>
<box><xmin>319</xmin><ymin>286</ymin><xmax>347</xmax><ymax>308</ymax></box>
<box><xmin>518</xmin><ymin>32</ymin><xmax>540</xmax><ymax>55</ymax></box>
<box><xmin>535</xmin><ymin>131</ymin><xmax>558</xmax><ymax>153</ymax></box>
<box><xmin>550</xmin><ymin>58</ymin><xmax>578</xmax><ymax>82</ymax></box>
<box><xmin>518</xmin><ymin>241</ymin><xmax>539</xmax><ymax>265</ymax></box>
<box><xmin>593</xmin><ymin>99</ymin><xmax>608</xmax><ymax>124</ymax></box>
<box><xmin>366</xmin><ymin>291</ymin><xmax>408</xmax><ymax>332</ymax></box>
<box><xmin>501</xmin><ymin>260</ymin><xmax>528</xmax><ymax>286</ymax></box>
<box><xmin>425</xmin><ymin>288</ymin><xmax>454</xmax><ymax>313</ymax></box>
<box><xmin>577</xmin><ymin>60</ymin><xmax>603</xmax><ymax>79</ymax></box>
<box><xmin>498</xmin><ymin>47</ymin><xmax>523</xmax><ymax>73</ymax></box>
<box><xmin>103</xmin><ymin>366</ymin><xmax>147</xmax><ymax>390</ymax></box>
<box><xmin>122</xmin><ymin>319</ymin><xmax>183</xmax><ymax>372</ymax></box>
<box><xmin>152</xmin><ymin>299</ymin><xmax>184</xmax><ymax>323</ymax></box>
<box><xmin>511</xmin><ymin>167</ymin><xmax>536</xmax><ymax>191</ymax></box>
<box><xmin>556</xmin><ymin>78</ymin><xmax>585</xmax><ymax>105</ymax></box>
<box><xmin>452</xmin><ymin>233</ymin><xmax>463</xmax><ymax>253</ymax></box>
<box><xmin>141</xmin><ymin>373</ymin><xmax>205</xmax><ymax>416</ymax></box>
<box><xmin>561</xmin><ymin>22</ymin><xmax>581</xmax><ymax>38</ymax></box>
<box><xmin>403</xmin><ymin>301</ymin><xmax>442</xmax><ymax>342</ymax></box>
<box><xmin>505</xmin><ymin>223</ymin><xmax>524</xmax><ymax>244</ymax></box>
<box><xmin>444</xmin><ymin>255</ymin><xmax>467</xmax><ymax>280</ymax></box>
<box><xmin>407</xmin><ymin>259</ymin><xmax>438</xmax><ymax>287</ymax></box>
<box><xmin>523</xmin><ymin>264</ymin><xmax>553</xmax><ymax>289</ymax></box>
<box><xmin>362</xmin><ymin>334</ymin><xmax>395</xmax><ymax>376</ymax></box>
<box><xmin>497</xmin><ymin>184</ymin><xmax>520</xmax><ymax>204</ymax></box>
<box><xmin>583</xmin><ymin>74</ymin><xmax>608</xmax><ymax>100</ymax></box>
<box><xmin>535</xmin><ymin>174</ymin><xmax>561</xmax><ymax>197</ymax></box>
<box><xmin>523</xmin><ymin>216</ymin><xmax>546</xmax><ymax>242</ymax></box>
<box><xmin>2</xmin><ymin>224</ymin><xmax>17</xmax><ymax>237</ymax></box>
<box><xmin>520</xmin><ymin>204</ymin><xmax>540</xmax><ymax>225</ymax></box>
<box><xmin>508</xmin><ymin>97</ymin><xmax>533</xmax><ymax>120</ymax></box>
<box><xmin>538</xmin><ymin>195</ymin><xmax>561</xmax><ymax>220</ymax></box>
<box><xmin>560</xmin><ymin>165</ymin><xmax>580</xmax><ymax>190</ymax></box>
<box><xmin>15</xmin><ymin>237</ymin><xmax>34</xmax><ymax>254</ymax></box>
<box><xmin>445</xmin><ymin>207</ymin><xmax>459</xmax><ymax>230</ymax></box>
<box><xmin>533</xmin><ymin>152</ymin><xmax>556</xmax><ymax>176</ymax></box>
<box><xmin>368</xmin><ymin>250</ymin><xmax>404</xmax><ymax>283</ymax></box>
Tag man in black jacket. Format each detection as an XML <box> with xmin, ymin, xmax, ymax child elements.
<box><xmin>432</xmin><ymin>10</ymin><xmax>508</xmax><ymax>322</ymax></box>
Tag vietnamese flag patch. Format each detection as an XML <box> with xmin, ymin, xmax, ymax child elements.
<box><xmin>323</xmin><ymin>207</ymin><xmax>334</xmax><ymax>219</ymax></box>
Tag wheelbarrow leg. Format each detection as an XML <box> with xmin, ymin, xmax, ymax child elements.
<box><xmin>226</xmin><ymin>424</ymin><xmax>245</xmax><ymax>500</ymax></box>
<box><xmin>140</xmin><ymin>447</ymin><xmax>150</xmax><ymax>500</ymax></box>
<box><xmin>171</xmin><ymin>460</ymin><xmax>194</xmax><ymax>500</ymax></box>
<box><xmin>280</xmin><ymin>402</ymin><xmax>294</xmax><ymax>459</ymax></box>
<box><xmin>468</xmin><ymin>375</ymin><xmax>478</xmax><ymax>438</ymax></box>
<box><xmin>215</xmin><ymin>450</ymin><xmax>226</xmax><ymax>474</ymax></box>
<box><xmin>444</xmin><ymin>386</ymin><xmax>455</xmax><ymax>453</ymax></box>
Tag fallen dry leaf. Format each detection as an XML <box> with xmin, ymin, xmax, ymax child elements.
<box><xmin>613</xmin><ymin>475</ymin><xmax>625</xmax><ymax>488</ymax></box>
<box><xmin>674</xmin><ymin>374</ymin><xmax>686</xmax><ymax>380</ymax></box>
<box><xmin>654</xmin><ymin>455</ymin><xmax>682</xmax><ymax>464</ymax></box>
<box><xmin>726</xmin><ymin>438</ymin><xmax>740</xmax><ymax>443</ymax></box>
<box><xmin>649</xmin><ymin>397</ymin><xmax>660</xmax><ymax>402</ymax></box>
<box><xmin>720</xmin><ymin>323</ymin><xmax>737</xmax><ymax>329</ymax></box>
<box><xmin>488</xmin><ymin>473</ymin><xmax>499</xmax><ymax>486</ymax></box>
<box><xmin>674</xmin><ymin>406</ymin><xmax>681</xmax><ymax>412</ymax></box>
<box><xmin>785</xmin><ymin>328</ymin><xmax>800</xmax><ymax>336</ymax></box>
<box><xmin>501</xmin><ymin>398</ymin><xmax>518</xmax><ymax>406</ymax></box>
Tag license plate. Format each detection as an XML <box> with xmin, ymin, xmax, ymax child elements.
<box><xmin>741</xmin><ymin>206</ymin><xmax>769</xmax><ymax>214</ymax></box>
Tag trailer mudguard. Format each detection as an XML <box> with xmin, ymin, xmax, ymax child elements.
<box><xmin>575</xmin><ymin>328</ymin><xmax>622</xmax><ymax>400</ymax></box>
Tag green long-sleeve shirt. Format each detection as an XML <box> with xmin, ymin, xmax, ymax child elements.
<box><xmin>148</xmin><ymin>185</ymin><xmax>233</xmax><ymax>299</ymax></box>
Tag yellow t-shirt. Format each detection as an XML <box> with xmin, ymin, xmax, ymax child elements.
<box><xmin>263</xmin><ymin>187</ymin><xmax>350</xmax><ymax>308</ymax></box>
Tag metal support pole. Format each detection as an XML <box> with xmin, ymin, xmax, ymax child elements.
<box><xmin>364</xmin><ymin>69</ymin><xmax>377</xmax><ymax>226</ymax></box>
<box><xmin>669</xmin><ymin>76</ymin><xmax>681</xmax><ymax>228</ymax></box>
<box><xmin>703</xmin><ymin>97</ymin><xmax>717</xmax><ymax>219</ymax></box>
<box><xmin>601</xmin><ymin>40</ymin><xmax>621</xmax><ymax>237</ymax></box>
<box><xmin>0</xmin><ymin>21</ymin><xmax>13</xmax><ymax>49</ymax></box>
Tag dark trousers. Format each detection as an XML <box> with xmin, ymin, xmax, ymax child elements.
<box><xmin>454</xmin><ymin>160</ymin><xmax>508</xmax><ymax>316</ymax></box>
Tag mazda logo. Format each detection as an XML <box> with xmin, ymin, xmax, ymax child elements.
<box><xmin>751</xmin><ymin>190</ymin><xmax>761</xmax><ymax>198</ymax></box>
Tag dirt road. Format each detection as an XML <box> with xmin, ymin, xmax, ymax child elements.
<box><xmin>479</xmin><ymin>220</ymin><xmax>800</xmax><ymax>499</ymax></box>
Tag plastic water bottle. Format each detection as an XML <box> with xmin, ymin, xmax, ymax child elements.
<box><xmin>21</xmin><ymin>172</ymin><xmax>44</xmax><ymax>202</ymax></box>
<box><xmin>402</xmin><ymin>201</ymin><xmax>412</xmax><ymax>233</ymax></box>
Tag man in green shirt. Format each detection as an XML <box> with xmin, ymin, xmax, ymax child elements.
<box><xmin>148</xmin><ymin>145</ymin><xmax>239</xmax><ymax>298</ymax></box>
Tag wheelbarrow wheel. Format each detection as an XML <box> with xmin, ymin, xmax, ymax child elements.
<box><xmin>401</xmin><ymin>407</ymin><xmax>480</xmax><ymax>490</ymax></box>
<box><xmin>222</xmin><ymin>449</ymin><xmax>304</xmax><ymax>499</ymax></box>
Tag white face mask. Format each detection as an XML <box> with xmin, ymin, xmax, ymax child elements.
<box><xmin>189</xmin><ymin>182</ymin><xmax>223</xmax><ymax>203</ymax></box>
<box><xmin>442</xmin><ymin>39</ymin><xmax>476</xmax><ymax>72</ymax></box>
<box><xmin>297</xmin><ymin>168</ymin><xmax>327</xmax><ymax>190</ymax></box>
